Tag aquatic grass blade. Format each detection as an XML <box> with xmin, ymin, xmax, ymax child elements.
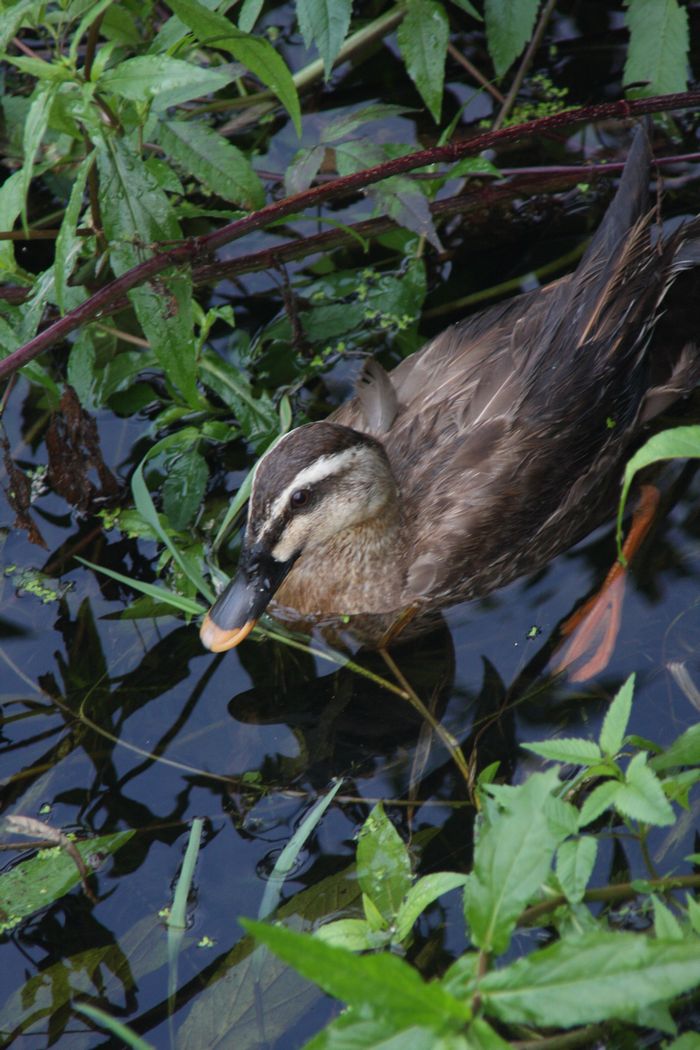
<box><xmin>258</xmin><ymin>780</ymin><xmax>344</xmax><ymax>921</ymax></box>
<box><xmin>76</xmin><ymin>557</ymin><xmax>205</xmax><ymax>616</ymax></box>
<box><xmin>73</xmin><ymin>1003</ymin><xmax>154</xmax><ymax>1050</ymax></box>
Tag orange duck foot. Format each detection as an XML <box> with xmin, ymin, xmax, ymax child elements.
<box><xmin>555</xmin><ymin>485</ymin><xmax>661</xmax><ymax>682</ymax></box>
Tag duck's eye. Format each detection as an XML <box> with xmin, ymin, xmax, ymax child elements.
<box><xmin>290</xmin><ymin>488</ymin><xmax>310</xmax><ymax>510</ymax></box>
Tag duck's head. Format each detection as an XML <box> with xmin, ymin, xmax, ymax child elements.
<box><xmin>199</xmin><ymin>421</ymin><xmax>398</xmax><ymax>652</ymax></box>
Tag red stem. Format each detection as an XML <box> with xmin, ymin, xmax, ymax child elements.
<box><xmin>3</xmin><ymin>90</ymin><xmax>700</xmax><ymax>382</ymax></box>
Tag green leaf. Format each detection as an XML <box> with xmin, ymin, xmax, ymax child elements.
<box><xmin>479</xmin><ymin>931</ymin><xmax>700</xmax><ymax>1026</ymax></box>
<box><xmin>446</xmin><ymin>0</ymin><xmax>481</xmax><ymax>15</ymax></box>
<box><xmin>21</xmin><ymin>83</ymin><xmax>57</xmax><ymax>227</ymax></box>
<box><xmin>396</xmin><ymin>0</ymin><xmax>449</xmax><ymax>123</ymax></box>
<box><xmin>130</xmin><ymin>435</ymin><xmax>214</xmax><ymax>601</ymax></box>
<box><xmin>162</xmin><ymin>446</ymin><xmax>209</xmax><ymax>530</ymax></box>
<box><xmin>666</xmin><ymin>1035</ymin><xmax>700</xmax><ymax>1050</ymax></box>
<box><xmin>357</xmin><ymin>803</ymin><xmax>412</xmax><ymax>927</ymax></box>
<box><xmin>0</xmin><ymin>0</ymin><xmax>48</xmax><ymax>50</ymax></box>
<box><xmin>296</xmin><ymin>0</ymin><xmax>352</xmax><ymax>79</ymax></box>
<box><xmin>615</xmin><ymin>752</ymin><xmax>675</xmax><ymax>826</ymax></box>
<box><xmin>157</xmin><ymin>119</ymin><xmax>263</xmax><ymax>209</ymax></box>
<box><xmin>0</xmin><ymin>831</ymin><xmax>134</xmax><ymax>933</ymax></box>
<box><xmin>578</xmin><ymin>779</ymin><xmax>621</xmax><ymax>827</ymax></box>
<box><xmin>555</xmin><ymin>836</ymin><xmax>597</xmax><ymax>904</ymax></box>
<box><xmin>166</xmin><ymin>0</ymin><xmax>302</xmax><ymax>135</ymax></box>
<box><xmin>484</xmin><ymin>0</ymin><xmax>540</xmax><ymax>76</ymax></box>
<box><xmin>54</xmin><ymin>152</ymin><xmax>92</xmax><ymax>312</ymax></box>
<box><xmin>98</xmin><ymin>54</ymin><xmax>232</xmax><ymax>107</ymax></box>
<box><xmin>4</xmin><ymin>55</ymin><xmax>75</xmax><ymax>81</ymax></box>
<box><xmin>314</xmin><ymin>918</ymin><xmax>379</xmax><ymax>951</ymax></box>
<box><xmin>199</xmin><ymin>351</ymin><xmax>278</xmax><ymax>451</ymax></box>
<box><xmin>0</xmin><ymin>169</ymin><xmax>25</xmax><ymax>275</ymax></box>
<box><xmin>623</xmin><ymin>0</ymin><xmax>689</xmax><ymax>97</ymax></box>
<box><xmin>464</xmin><ymin>773</ymin><xmax>558</xmax><ymax>954</ymax></box>
<box><xmin>394</xmin><ymin>873</ymin><xmax>469</xmax><ymax>943</ymax></box>
<box><xmin>238</xmin><ymin>0</ymin><xmax>264</xmax><ymax>32</ymax></box>
<box><xmin>653</xmin><ymin>897</ymin><xmax>684</xmax><ymax>941</ymax></box>
<box><xmin>240</xmin><ymin>918</ymin><xmax>472</xmax><ymax>1028</ymax></box>
<box><xmin>465</xmin><ymin>1018</ymin><xmax>511</xmax><ymax>1050</ymax></box>
<box><xmin>600</xmin><ymin>673</ymin><xmax>635</xmax><ymax>756</ymax></box>
<box><xmin>521</xmin><ymin>737</ymin><xmax>602</xmax><ymax>766</ymax></box>
<box><xmin>650</xmin><ymin>723</ymin><xmax>700</xmax><ymax>771</ymax></box>
<box><xmin>617</xmin><ymin>426</ymin><xmax>700</xmax><ymax>554</ymax></box>
<box><xmin>95</xmin><ymin>135</ymin><xmax>198</xmax><ymax>405</ymax></box>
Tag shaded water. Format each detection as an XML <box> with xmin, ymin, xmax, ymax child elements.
<box><xmin>2</xmin><ymin>5</ymin><xmax>700</xmax><ymax>1048</ymax></box>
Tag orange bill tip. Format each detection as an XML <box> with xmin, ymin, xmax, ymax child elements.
<box><xmin>200</xmin><ymin>612</ymin><xmax>256</xmax><ymax>652</ymax></box>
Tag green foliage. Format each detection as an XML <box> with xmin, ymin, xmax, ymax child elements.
<box><xmin>624</xmin><ymin>0</ymin><xmax>689</xmax><ymax>97</ymax></box>
<box><xmin>245</xmin><ymin>676</ymin><xmax>700</xmax><ymax>1046</ymax></box>
<box><xmin>0</xmin><ymin>831</ymin><xmax>134</xmax><ymax>933</ymax></box>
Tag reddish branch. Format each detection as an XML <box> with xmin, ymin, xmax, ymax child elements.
<box><xmin>3</xmin><ymin>90</ymin><xmax>700</xmax><ymax>382</ymax></box>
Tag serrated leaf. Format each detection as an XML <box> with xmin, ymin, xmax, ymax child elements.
<box><xmin>396</xmin><ymin>0</ymin><xmax>449</xmax><ymax>123</ymax></box>
<box><xmin>380</xmin><ymin>178</ymin><xmax>442</xmax><ymax>250</ymax></box>
<box><xmin>653</xmin><ymin>896</ymin><xmax>684</xmax><ymax>941</ymax></box>
<box><xmin>479</xmin><ymin>931</ymin><xmax>700</xmax><ymax>1026</ymax></box>
<box><xmin>98</xmin><ymin>54</ymin><xmax>232</xmax><ymax>107</ymax></box>
<box><xmin>166</xmin><ymin>0</ymin><xmax>301</xmax><ymax>135</ymax></box>
<box><xmin>617</xmin><ymin>426</ymin><xmax>700</xmax><ymax>553</ymax></box>
<box><xmin>21</xmin><ymin>83</ymin><xmax>57</xmax><ymax>227</ymax></box>
<box><xmin>484</xmin><ymin>0</ymin><xmax>540</xmax><ymax>76</ymax></box>
<box><xmin>315</xmin><ymin>918</ymin><xmax>379</xmax><ymax>951</ymax></box>
<box><xmin>199</xmin><ymin>351</ymin><xmax>278</xmax><ymax>450</ymax></box>
<box><xmin>95</xmin><ymin>135</ymin><xmax>198</xmax><ymax>405</ymax></box>
<box><xmin>447</xmin><ymin>0</ymin><xmax>481</xmax><ymax>16</ymax></box>
<box><xmin>623</xmin><ymin>0</ymin><xmax>689</xmax><ymax>97</ymax></box>
<box><xmin>521</xmin><ymin>737</ymin><xmax>602</xmax><ymax>765</ymax></box>
<box><xmin>600</xmin><ymin>673</ymin><xmax>635</xmax><ymax>756</ymax></box>
<box><xmin>650</xmin><ymin>723</ymin><xmax>700</xmax><ymax>771</ymax></box>
<box><xmin>464</xmin><ymin>775</ymin><xmax>558</xmax><ymax>954</ymax></box>
<box><xmin>284</xmin><ymin>145</ymin><xmax>325</xmax><ymax>195</ymax></box>
<box><xmin>54</xmin><ymin>152</ymin><xmax>92</xmax><ymax>312</ymax></box>
<box><xmin>556</xmin><ymin>836</ymin><xmax>597</xmax><ymax>904</ymax></box>
<box><xmin>238</xmin><ymin>0</ymin><xmax>264</xmax><ymax>32</ymax></box>
<box><xmin>615</xmin><ymin>752</ymin><xmax>675</xmax><ymax>826</ymax></box>
<box><xmin>357</xmin><ymin>803</ymin><xmax>412</xmax><ymax>927</ymax></box>
<box><xmin>394</xmin><ymin>873</ymin><xmax>469</xmax><ymax>943</ymax></box>
<box><xmin>466</xmin><ymin>1018</ymin><xmax>511</xmax><ymax>1050</ymax></box>
<box><xmin>0</xmin><ymin>0</ymin><xmax>47</xmax><ymax>50</ymax></box>
<box><xmin>158</xmin><ymin>119</ymin><xmax>263</xmax><ymax>208</ymax></box>
<box><xmin>0</xmin><ymin>170</ymin><xmax>25</xmax><ymax>274</ymax></box>
<box><xmin>241</xmin><ymin>918</ymin><xmax>472</xmax><ymax>1027</ymax></box>
<box><xmin>162</xmin><ymin>446</ymin><xmax>208</xmax><ymax>530</ymax></box>
<box><xmin>578</xmin><ymin>779</ymin><xmax>621</xmax><ymax>827</ymax></box>
<box><xmin>296</xmin><ymin>0</ymin><xmax>352</xmax><ymax>78</ymax></box>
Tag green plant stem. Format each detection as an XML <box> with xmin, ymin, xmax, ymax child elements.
<box><xmin>519</xmin><ymin>872</ymin><xmax>700</xmax><ymax>926</ymax></box>
<box><xmin>513</xmin><ymin>1024</ymin><xmax>606</xmax><ymax>1050</ymax></box>
<box><xmin>5</xmin><ymin>90</ymin><xmax>700</xmax><ymax>381</ymax></box>
<box><xmin>380</xmin><ymin>648</ymin><xmax>471</xmax><ymax>787</ymax></box>
<box><xmin>493</xmin><ymin>0</ymin><xmax>558</xmax><ymax>130</ymax></box>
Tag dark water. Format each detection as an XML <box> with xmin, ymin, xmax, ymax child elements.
<box><xmin>2</xmin><ymin>5</ymin><xmax>700</xmax><ymax>1048</ymax></box>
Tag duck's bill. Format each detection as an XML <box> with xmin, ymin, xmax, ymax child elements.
<box><xmin>199</xmin><ymin>548</ymin><xmax>295</xmax><ymax>653</ymax></box>
<box><xmin>199</xmin><ymin>611</ymin><xmax>256</xmax><ymax>652</ymax></box>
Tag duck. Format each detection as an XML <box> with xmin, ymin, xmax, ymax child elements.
<box><xmin>200</xmin><ymin>123</ymin><xmax>700</xmax><ymax>654</ymax></box>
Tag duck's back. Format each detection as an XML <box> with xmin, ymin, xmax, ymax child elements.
<box><xmin>333</xmin><ymin>125</ymin><xmax>700</xmax><ymax>607</ymax></box>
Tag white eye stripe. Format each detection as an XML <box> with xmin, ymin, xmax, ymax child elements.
<box><xmin>257</xmin><ymin>447</ymin><xmax>361</xmax><ymax>541</ymax></box>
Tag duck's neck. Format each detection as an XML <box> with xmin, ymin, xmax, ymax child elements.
<box><xmin>274</xmin><ymin>501</ymin><xmax>407</xmax><ymax>616</ymax></box>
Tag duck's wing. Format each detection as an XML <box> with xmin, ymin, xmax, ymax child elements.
<box><xmin>397</xmin><ymin>125</ymin><xmax>698</xmax><ymax>604</ymax></box>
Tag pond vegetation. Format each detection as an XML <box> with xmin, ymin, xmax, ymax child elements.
<box><xmin>1</xmin><ymin>1</ymin><xmax>700</xmax><ymax>1047</ymax></box>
